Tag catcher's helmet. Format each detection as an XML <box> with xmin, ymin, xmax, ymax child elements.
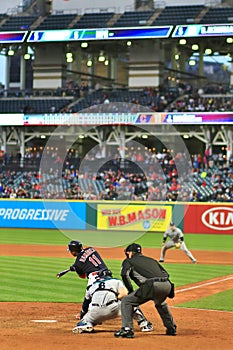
<box><xmin>67</xmin><ymin>240</ymin><xmax>83</xmax><ymax>253</ymax></box>
<box><xmin>97</xmin><ymin>268</ymin><xmax>112</xmax><ymax>278</ymax></box>
<box><xmin>125</xmin><ymin>243</ymin><xmax>142</xmax><ymax>254</ymax></box>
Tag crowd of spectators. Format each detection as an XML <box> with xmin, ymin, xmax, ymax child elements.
<box><xmin>1</xmin><ymin>80</ymin><xmax>233</xmax><ymax>201</ymax></box>
<box><xmin>0</xmin><ymin>149</ymin><xmax>233</xmax><ymax>202</ymax></box>
<box><xmin>53</xmin><ymin>84</ymin><xmax>233</xmax><ymax>113</ymax></box>
<box><xmin>1</xmin><ymin>79</ymin><xmax>233</xmax><ymax>114</ymax></box>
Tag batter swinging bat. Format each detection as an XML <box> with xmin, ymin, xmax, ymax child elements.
<box><xmin>56</xmin><ymin>268</ymin><xmax>70</xmax><ymax>278</ymax></box>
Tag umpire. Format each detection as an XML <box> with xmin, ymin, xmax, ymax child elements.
<box><xmin>114</xmin><ymin>243</ymin><xmax>176</xmax><ymax>338</ymax></box>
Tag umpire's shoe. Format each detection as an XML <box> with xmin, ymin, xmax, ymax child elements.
<box><xmin>114</xmin><ymin>327</ymin><xmax>134</xmax><ymax>338</ymax></box>
<box><xmin>166</xmin><ymin>325</ymin><xmax>177</xmax><ymax>336</ymax></box>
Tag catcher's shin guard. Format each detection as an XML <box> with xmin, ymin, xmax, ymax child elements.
<box><xmin>132</xmin><ymin>306</ymin><xmax>146</xmax><ymax>323</ymax></box>
<box><xmin>133</xmin><ymin>307</ymin><xmax>153</xmax><ymax>332</ymax></box>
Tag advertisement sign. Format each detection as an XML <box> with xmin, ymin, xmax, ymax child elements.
<box><xmin>0</xmin><ymin>200</ymin><xmax>86</xmax><ymax>230</ymax></box>
<box><xmin>27</xmin><ymin>26</ymin><xmax>172</xmax><ymax>43</ymax></box>
<box><xmin>0</xmin><ymin>31</ymin><xmax>28</xmax><ymax>43</ymax></box>
<box><xmin>97</xmin><ymin>204</ymin><xmax>172</xmax><ymax>231</ymax></box>
<box><xmin>172</xmin><ymin>24</ymin><xmax>233</xmax><ymax>37</ymax></box>
<box><xmin>184</xmin><ymin>204</ymin><xmax>233</xmax><ymax>234</ymax></box>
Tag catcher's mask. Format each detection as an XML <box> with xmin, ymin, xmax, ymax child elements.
<box><xmin>67</xmin><ymin>240</ymin><xmax>83</xmax><ymax>253</ymax></box>
<box><xmin>97</xmin><ymin>268</ymin><xmax>112</xmax><ymax>278</ymax></box>
<box><xmin>124</xmin><ymin>243</ymin><xmax>142</xmax><ymax>258</ymax></box>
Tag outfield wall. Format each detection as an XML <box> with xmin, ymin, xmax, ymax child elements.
<box><xmin>0</xmin><ymin>199</ymin><xmax>232</xmax><ymax>234</ymax></box>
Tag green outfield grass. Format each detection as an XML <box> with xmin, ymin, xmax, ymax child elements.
<box><xmin>0</xmin><ymin>228</ymin><xmax>232</xmax><ymax>311</ymax></box>
<box><xmin>0</xmin><ymin>255</ymin><xmax>232</xmax><ymax>303</ymax></box>
<box><xmin>175</xmin><ymin>289</ymin><xmax>233</xmax><ymax>311</ymax></box>
<box><xmin>0</xmin><ymin>228</ymin><xmax>232</xmax><ymax>251</ymax></box>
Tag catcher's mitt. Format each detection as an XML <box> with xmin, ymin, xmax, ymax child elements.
<box><xmin>175</xmin><ymin>242</ymin><xmax>181</xmax><ymax>249</ymax></box>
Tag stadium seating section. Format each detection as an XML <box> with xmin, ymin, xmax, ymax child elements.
<box><xmin>200</xmin><ymin>7</ymin><xmax>233</xmax><ymax>24</ymax></box>
<box><xmin>0</xmin><ymin>4</ymin><xmax>233</xmax><ymax>31</ymax></box>
<box><xmin>0</xmin><ymin>97</ymin><xmax>74</xmax><ymax>114</ymax></box>
<box><xmin>72</xmin><ymin>12</ymin><xmax>115</xmax><ymax>29</ymax></box>
<box><xmin>113</xmin><ymin>10</ymin><xmax>154</xmax><ymax>27</ymax></box>
<box><xmin>37</xmin><ymin>14</ymin><xmax>77</xmax><ymax>30</ymax></box>
<box><xmin>0</xmin><ymin>15</ymin><xmax>38</xmax><ymax>30</ymax></box>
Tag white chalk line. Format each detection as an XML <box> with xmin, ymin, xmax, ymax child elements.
<box><xmin>170</xmin><ymin>306</ymin><xmax>233</xmax><ymax>313</ymax></box>
<box><xmin>31</xmin><ymin>320</ymin><xmax>57</xmax><ymax>323</ymax></box>
<box><xmin>176</xmin><ymin>275</ymin><xmax>233</xmax><ymax>293</ymax></box>
<box><xmin>172</xmin><ymin>275</ymin><xmax>233</xmax><ymax>314</ymax></box>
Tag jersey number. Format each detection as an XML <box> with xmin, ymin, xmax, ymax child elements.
<box><xmin>89</xmin><ymin>254</ymin><xmax>101</xmax><ymax>267</ymax></box>
<box><xmin>98</xmin><ymin>282</ymin><xmax>105</xmax><ymax>289</ymax></box>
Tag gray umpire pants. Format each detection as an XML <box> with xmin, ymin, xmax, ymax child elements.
<box><xmin>120</xmin><ymin>280</ymin><xmax>176</xmax><ymax>330</ymax></box>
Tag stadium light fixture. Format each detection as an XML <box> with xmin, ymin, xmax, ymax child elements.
<box><xmin>87</xmin><ymin>59</ymin><xmax>92</xmax><ymax>67</ymax></box>
<box><xmin>66</xmin><ymin>52</ymin><xmax>73</xmax><ymax>63</ymax></box>
<box><xmin>98</xmin><ymin>51</ymin><xmax>105</xmax><ymax>62</ymax></box>
<box><xmin>192</xmin><ymin>44</ymin><xmax>199</xmax><ymax>51</ymax></box>
<box><xmin>205</xmin><ymin>48</ymin><xmax>212</xmax><ymax>55</ymax></box>
<box><xmin>81</xmin><ymin>42</ymin><xmax>88</xmax><ymax>48</ymax></box>
<box><xmin>179</xmin><ymin>39</ymin><xmax>186</xmax><ymax>45</ymax></box>
<box><xmin>189</xmin><ymin>59</ymin><xmax>196</xmax><ymax>66</ymax></box>
<box><xmin>7</xmin><ymin>48</ymin><xmax>14</xmax><ymax>56</ymax></box>
<box><xmin>24</xmin><ymin>53</ymin><xmax>30</xmax><ymax>60</ymax></box>
<box><xmin>226</xmin><ymin>37</ymin><xmax>233</xmax><ymax>44</ymax></box>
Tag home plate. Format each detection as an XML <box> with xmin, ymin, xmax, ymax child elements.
<box><xmin>31</xmin><ymin>320</ymin><xmax>57</xmax><ymax>323</ymax></box>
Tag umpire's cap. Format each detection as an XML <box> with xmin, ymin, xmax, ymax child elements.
<box><xmin>67</xmin><ymin>240</ymin><xmax>83</xmax><ymax>253</ymax></box>
<box><xmin>125</xmin><ymin>243</ymin><xmax>142</xmax><ymax>254</ymax></box>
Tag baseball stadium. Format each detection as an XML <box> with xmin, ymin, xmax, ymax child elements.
<box><xmin>0</xmin><ymin>1</ymin><xmax>233</xmax><ymax>350</ymax></box>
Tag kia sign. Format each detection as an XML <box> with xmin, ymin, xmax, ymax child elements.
<box><xmin>184</xmin><ymin>204</ymin><xmax>233</xmax><ymax>234</ymax></box>
<box><xmin>202</xmin><ymin>207</ymin><xmax>233</xmax><ymax>231</ymax></box>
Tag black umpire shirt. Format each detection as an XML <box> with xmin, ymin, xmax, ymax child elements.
<box><xmin>121</xmin><ymin>253</ymin><xmax>169</xmax><ymax>293</ymax></box>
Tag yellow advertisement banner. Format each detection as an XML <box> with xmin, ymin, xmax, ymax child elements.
<box><xmin>97</xmin><ymin>204</ymin><xmax>172</xmax><ymax>231</ymax></box>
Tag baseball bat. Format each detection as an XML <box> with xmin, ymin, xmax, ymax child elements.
<box><xmin>56</xmin><ymin>268</ymin><xmax>70</xmax><ymax>278</ymax></box>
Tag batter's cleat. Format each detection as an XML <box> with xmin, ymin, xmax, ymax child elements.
<box><xmin>114</xmin><ymin>327</ymin><xmax>134</xmax><ymax>338</ymax></box>
<box><xmin>159</xmin><ymin>259</ymin><xmax>164</xmax><ymax>263</ymax></box>
<box><xmin>166</xmin><ymin>325</ymin><xmax>177</xmax><ymax>336</ymax></box>
<box><xmin>140</xmin><ymin>321</ymin><xmax>153</xmax><ymax>332</ymax></box>
<box><xmin>192</xmin><ymin>260</ymin><xmax>197</xmax><ymax>264</ymax></box>
<box><xmin>72</xmin><ymin>321</ymin><xmax>94</xmax><ymax>334</ymax></box>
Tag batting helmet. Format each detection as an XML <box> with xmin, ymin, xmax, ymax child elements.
<box><xmin>67</xmin><ymin>240</ymin><xmax>83</xmax><ymax>253</ymax></box>
<box><xmin>125</xmin><ymin>243</ymin><xmax>142</xmax><ymax>254</ymax></box>
<box><xmin>97</xmin><ymin>268</ymin><xmax>112</xmax><ymax>278</ymax></box>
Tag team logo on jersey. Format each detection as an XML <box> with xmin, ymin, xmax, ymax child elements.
<box><xmin>201</xmin><ymin>207</ymin><xmax>233</xmax><ymax>230</ymax></box>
